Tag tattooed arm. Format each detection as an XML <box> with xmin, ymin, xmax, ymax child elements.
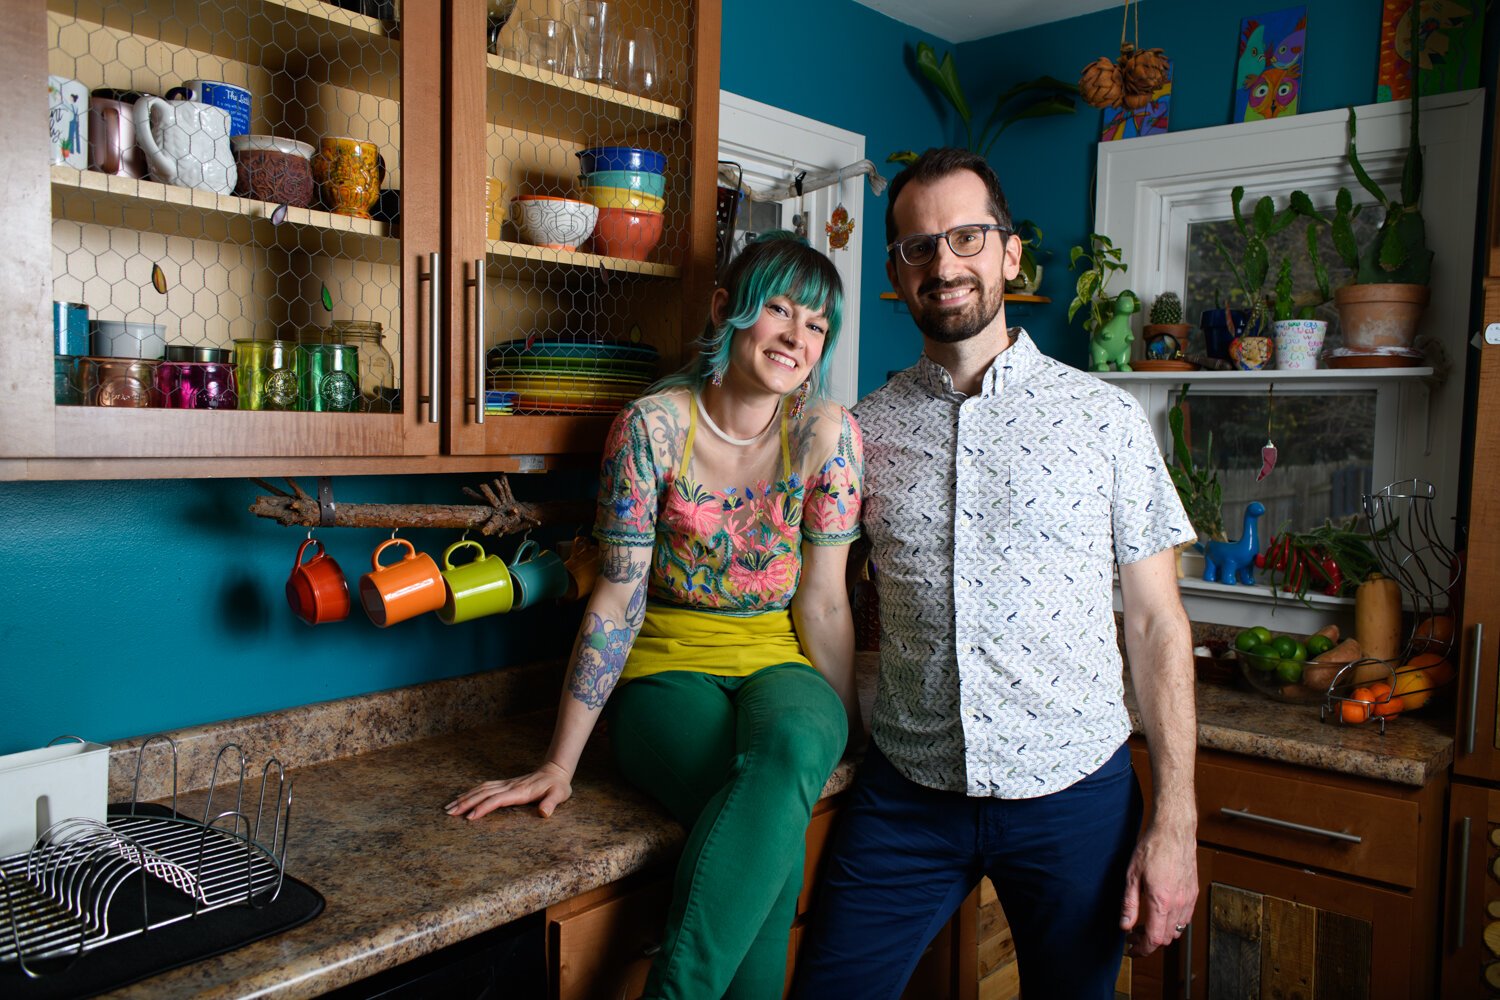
<box><xmin>445</xmin><ymin>541</ymin><xmax>652</xmax><ymax>820</ymax></box>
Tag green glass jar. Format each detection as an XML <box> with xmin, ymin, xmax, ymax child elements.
<box><xmin>302</xmin><ymin>343</ymin><xmax>360</xmax><ymax>412</ymax></box>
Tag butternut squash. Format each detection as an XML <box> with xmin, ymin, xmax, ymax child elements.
<box><xmin>1355</xmin><ymin>573</ymin><xmax>1403</xmax><ymax>665</ymax></box>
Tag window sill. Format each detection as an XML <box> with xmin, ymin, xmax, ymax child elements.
<box><xmin>1092</xmin><ymin>367</ymin><xmax>1434</xmax><ymax>385</ymax></box>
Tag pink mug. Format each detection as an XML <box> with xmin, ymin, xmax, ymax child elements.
<box><xmin>286</xmin><ymin>537</ymin><xmax>350</xmax><ymax>625</ymax></box>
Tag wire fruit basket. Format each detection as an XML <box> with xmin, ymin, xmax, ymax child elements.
<box><xmin>1319</xmin><ymin>480</ymin><xmax>1462</xmax><ymax>733</ymax></box>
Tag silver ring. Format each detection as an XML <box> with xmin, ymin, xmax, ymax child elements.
<box><xmin>1174</xmin><ymin>923</ymin><xmax>1186</xmax><ymax>933</ymax></box>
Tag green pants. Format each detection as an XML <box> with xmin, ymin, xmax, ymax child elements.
<box><xmin>606</xmin><ymin>662</ymin><xmax>848</xmax><ymax>1000</ymax></box>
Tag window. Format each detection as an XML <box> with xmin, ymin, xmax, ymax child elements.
<box><xmin>1094</xmin><ymin>91</ymin><xmax>1483</xmax><ymax>627</ymax></box>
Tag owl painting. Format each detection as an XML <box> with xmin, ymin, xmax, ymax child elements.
<box><xmin>1234</xmin><ymin>6</ymin><xmax>1307</xmax><ymax>123</ymax></box>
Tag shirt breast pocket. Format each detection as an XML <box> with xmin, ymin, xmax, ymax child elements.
<box><xmin>1008</xmin><ymin>462</ymin><xmax>1112</xmax><ymax>555</ymax></box>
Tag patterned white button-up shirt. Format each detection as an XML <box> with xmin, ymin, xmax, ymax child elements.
<box><xmin>855</xmin><ymin>329</ymin><xmax>1193</xmax><ymax>798</ymax></box>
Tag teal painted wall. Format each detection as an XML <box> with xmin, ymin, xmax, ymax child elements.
<box><xmin>955</xmin><ymin>0</ymin><xmax>1385</xmax><ymax>368</ymax></box>
<box><xmin>0</xmin><ymin>475</ymin><xmax>584</xmax><ymax>755</ymax></box>
<box><xmin>720</xmin><ymin>0</ymin><xmax>951</xmax><ymax>393</ymax></box>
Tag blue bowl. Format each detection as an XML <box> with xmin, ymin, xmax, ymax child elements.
<box><xmin>576</xmin><ymin>146</ymin><xmax>666</xmax><ymax>175</ymax></box>
<box><xmin>584</xmin><ymin>169</ymin><xmax>667</xmax><ymax>197</ymax></box>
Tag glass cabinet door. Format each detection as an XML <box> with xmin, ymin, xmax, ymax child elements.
<box><xmin>444</xmin><ymin>0</ymin><xmax>705</xmax><ymax>457</ymax></box>
<box><xmin>9</xmin><ymin>0</ymin><xmax>442</xmax><ymax>464</ymax></box>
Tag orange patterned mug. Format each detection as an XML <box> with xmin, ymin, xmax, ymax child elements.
<box><xmin>311</xmin><ymin>136</ymin><xmax>385</xmax><ymax>219</ymax></box>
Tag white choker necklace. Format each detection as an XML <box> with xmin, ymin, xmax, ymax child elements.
<box><xmin>696</xmin><ymin>393</ymin><xmax>776</xmax><ymax>447</ymax></box>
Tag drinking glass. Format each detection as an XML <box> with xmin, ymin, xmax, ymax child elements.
<box><xmin>611</xmin><ymin>26</ymin><xmax>658</xmax><ymax>97</ymax></box>
<box><xmin>486</xmin><ymin>0</ymin><xmax>519</xmax><ymax>55</ymax></box>
<box><xmin>567</xmin><ymin>1</ymin><xmax>611</xmax><ymax>83</ymax></box>
<box><xmin>520</xmin><ymin>18</ymin><xmax>575</xmax><ymax>76</ymax></box>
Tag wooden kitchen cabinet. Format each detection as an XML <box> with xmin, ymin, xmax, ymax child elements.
<box><xmin>1</xmin><ymin>0</ymin><xmax>717</xmax><ymax>479</ymax></box>
<box><xmin>545</xmin><ymin>794</ymin><xmax>975</xmax><ymax>1000</ymax></box>
<box><xmin>1126</xmin><ymin>742</ymin><xmax>1444</xmax><ymax>999</ymax></box>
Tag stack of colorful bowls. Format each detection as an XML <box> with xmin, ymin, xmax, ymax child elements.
<box><xmin>577</xmin><ymin>146</ymin><xmax>666</xmax><ymax>261</ymax></box>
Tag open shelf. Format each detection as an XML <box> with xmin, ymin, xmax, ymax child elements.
<box><xmin>1092</xmin><ymin>367</ymin><xmax>1435</xmax><ymax>385</ymax></box>
<box><xmin>52</xmin><ymin>166</ymin><xmax>398</xmax><ymax>263</ymax></box>
<box><xmin>485</xmin><ymin>239</ymin><xmax>678</xmax><ymax>279</ymax></box>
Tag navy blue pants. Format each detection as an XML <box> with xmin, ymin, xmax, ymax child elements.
<box><xmin>792</xmin><ymin>742</ymin><xmax>1142</xmax><ymax>1000</ymax></box>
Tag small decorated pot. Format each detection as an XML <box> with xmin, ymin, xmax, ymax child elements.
<box><xmin>1229</xmin><ymin>335</ymin><xmax>1273</xmax><ymax>371</ymax></box>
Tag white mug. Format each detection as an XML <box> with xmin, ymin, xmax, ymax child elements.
<box><xmin>47</xmin><ymin>75</ymin><xmax>89</xmax><ymax>169</ymax></box>
<box><xmin>132</xmin><ymin>96</ymin><xmax>237</xmax><ymax>194</ymax></box>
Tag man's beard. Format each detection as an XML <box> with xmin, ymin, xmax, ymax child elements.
<box><xmin>911</xmin><ymin>277</ymin><xmax>1004</xmax><ymax>344</ymax></box>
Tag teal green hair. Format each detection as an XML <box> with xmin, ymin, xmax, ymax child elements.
<box><xmin>652</xmin><ymin>231</ymin><xmax>844</xmax><ymax>401</ymax></box>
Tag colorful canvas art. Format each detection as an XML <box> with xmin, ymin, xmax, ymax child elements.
<box><xmin>1234</xmin><ymin>6</ymin><xmax>1306</xmax><ymax>123</ymax></box>
<box><xmin>1102</xmin><ymin>60</ymin><xmax>1172</xmax><ymax>141</ymax></box>
<box><xmin>1377</xmin><ymin>0</ymin><xmax>1484</xmax><ymax>101</ymax></box>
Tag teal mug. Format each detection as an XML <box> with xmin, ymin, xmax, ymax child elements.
<box><xmin>509</xmin><ymin>539</ymin><xmax>567</xmax><ymax>610</ymax></box>
<box><xmin>438</xmin><ymin>539</ymin><xmax>514</xmax><ymax>625</ymax></box>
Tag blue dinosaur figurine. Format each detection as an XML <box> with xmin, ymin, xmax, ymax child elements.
<box><xmin>1203</xmin><ymin>501</ymin><xmax>1265</xmax><ymax>585</ymax></box>
<box><xmin>1089</xmin><ymin>289</ymin><xmax>1138</xmax><ymax>372</ymax></box>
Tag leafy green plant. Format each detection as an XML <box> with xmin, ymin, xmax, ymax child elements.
<box><xmin>888</xmin><ymin>43</ymin><xmax>1079</xmax><ymax>164</ymax></box>
<box><xmin>1167</xmin><ymin>384</ymin><xmax>1226</xmax><ymax>543</ymax></box>
<box><xmin>1011</xmin><ymin>219</ymin><xmax>1046</xmax><ymax>290</ymax></box>
<box><xmin>1209</xmin><ymin>187</ymin><xmax>1329</xmax><ymax>333</ymax></box>
<box><xmin>1261</xmin><ymin>516</ymin><xmax>1394</xmax><ymax>605</ymax></box>
<box><xmin>1067</xmin><ymin>233</ymin><xmax>1127</xmax><ymax>334</ymax></box>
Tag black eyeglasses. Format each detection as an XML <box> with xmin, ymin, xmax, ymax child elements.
<box><xmin>886</xmin><ymin>224</ymin><xmax>1011</xmax><ymax>267</ymax></box>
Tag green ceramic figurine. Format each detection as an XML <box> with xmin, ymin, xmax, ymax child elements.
<box><xmin>1089</xmin><ymin>288</ymin><xmax>1138</xmax><ymax>372</ymax></box>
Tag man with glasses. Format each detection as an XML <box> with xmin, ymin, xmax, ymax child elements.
<box><xmin>792</xmin><ymin>148</ymin><xmax>1198</xmax><ymax>999</ymax></box>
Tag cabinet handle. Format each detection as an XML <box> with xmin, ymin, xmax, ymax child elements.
<box><xmin>1455</xmin><ymin>815</ymin><xmax>1471</xmax><ymax>950</ymax></box>
<box><xmin>418</xmin><ymin>251</ymin><xmax>442</xmax><ymax>424</ymax></box>
<box><xmin>1219</xmin><ymin>806</ymin><xmax>1362</xmax><ymax>843</ymax></box>
<box><xmin>466</xmin><ymin>258</ymin><xmax>487</xmax><ymax>425</ymax></box>
<box><xmin>1182</xmin><ymin>919</ymin><xmax>1193</xmax><ymax>999</ymax></box>
<box><xmin>1465</xmin><ymin>622</ymin><xmax>1484</xmax><ymax>755</ymax></box>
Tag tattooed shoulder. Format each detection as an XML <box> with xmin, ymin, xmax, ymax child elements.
<box><xmin>638</xmin><ymin>390</ymin><xmax>688</xmax><ymax>468</ymax></box>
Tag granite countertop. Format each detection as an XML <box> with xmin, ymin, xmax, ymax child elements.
<box><xmin>92</xmin><ymin>651</ymin><xmax>1451</xmax><ymax>997</ymax></box>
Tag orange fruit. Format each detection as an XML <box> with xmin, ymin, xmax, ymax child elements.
<box><xmin>1393</xmin><ymin>669</ymin><xmax>1433</xmax><ymax>711</ymax></box>
<box><xmin>1400</xmin><ymin>651</ymin><xmax>1453</xmax><ymax>688</ymax></box>
<box><xmin>1368</xmin><ymin>680</ymin><xmax>1403</xmax><ymax>717</ymax></box>
<box><xmin>1341</xmin><ymin>686</ymin><xmax>1375</xmax><ymax>724</ymax></box>
<box><xmin>1413</xmin><ymin>615</ymin><xmax>1456</xmax><ymax>650</ymax></box>
<box><xmin>1426</xmin><ymin>660</ymin><xmax>1456</xmax><ymax>687</ymax></box>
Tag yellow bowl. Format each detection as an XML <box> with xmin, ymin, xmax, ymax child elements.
<box><xmin>585</xmin><ymin>186</ymin><xmax>666</xmax><ymax>212</ymax></box>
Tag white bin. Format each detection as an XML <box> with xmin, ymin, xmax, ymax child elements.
<box><xmin>0</xmin><ymin>739</ymin><xmax>110</xmax><ymax>856</ymax></box>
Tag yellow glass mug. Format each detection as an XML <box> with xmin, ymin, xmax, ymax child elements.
<box><xmin>312</xmin><ymin>136</ymin><xmax>385</xmax><ymax>219</ymax></box>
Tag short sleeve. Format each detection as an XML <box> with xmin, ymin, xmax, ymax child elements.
<box><xmin>594</xmin><ymin>403</ymin><xmax>662</xmax><ymax>548</ymax></box>
<box><xmin>802</xmin><ymin>407</ymin><xmax>863</xmax><ymax>546</ymax></box>
<box><xmin>1111</xmin><ymin>394</ymin><xmax>1195</xmax><ymax>564</ymax></box>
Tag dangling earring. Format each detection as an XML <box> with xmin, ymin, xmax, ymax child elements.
<box><xmin>709</xmin><ymin>362</ymin><xmax>724</xmax><ymax>387</ymax></box>
<box><xmin>791</xmin><ymin>379</ymin><xmax>811</xmax><ymax>419</ymax></box>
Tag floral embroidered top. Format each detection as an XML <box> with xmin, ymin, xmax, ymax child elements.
<box><xmin>595</xmin><ymin>389</ymin><xmax>863</xmax><ymax>614</ymax></box>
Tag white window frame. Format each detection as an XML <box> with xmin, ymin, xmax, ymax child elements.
<box><xmin>1094</xmin><ymin>91</ymin><xmax>1483</xmax><ymax>630</ymax></box>
<box><xmin>718</xmin><ymin>91</ymin><xmax>864</xmax><ymax>407</ymax></box>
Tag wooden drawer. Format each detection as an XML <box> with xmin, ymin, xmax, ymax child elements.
<box><xmin>1195</xmin><ymin>755</ymin><xmax>1420</xmax><ymax>887</ymax></box>
<box><xmin>549</xmin><ymin>875</ymin><xmax>670</xmax><ymax>1000</ymax></box>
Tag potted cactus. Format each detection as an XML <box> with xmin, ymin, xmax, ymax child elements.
<box><xmin>1143</xmin><ymin>291</ymin><xmax>1193</xmax><ymax>363</ymax></box>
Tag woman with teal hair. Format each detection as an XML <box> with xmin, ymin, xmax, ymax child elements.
<box><xmin>447</xmin><ymin>232</ymin><xmax>864</xmax><ymax>999</ymax></box>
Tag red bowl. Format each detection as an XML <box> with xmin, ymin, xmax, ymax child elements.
<box><xmin>590</xmin><ymin>207</ymin><xmax>663</xmax><ymax>261</ymax></box>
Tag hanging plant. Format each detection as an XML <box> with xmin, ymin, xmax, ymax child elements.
<box><xmin>1080</xmin><ymin>0</ymin><xmax>1169</xmax><ymax>110</ymax></box>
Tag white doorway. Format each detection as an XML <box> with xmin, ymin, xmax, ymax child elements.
<box><xmin>718</xmin><ymin>92</ymin><xmax>864</xmax><ymax>406</ymax></box>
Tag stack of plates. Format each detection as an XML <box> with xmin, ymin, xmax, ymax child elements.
<box><xmin>485</xmin><ymin>390</ymin><xmax>518</xmax><ymax>415</ymax></box>
<box><xmin>487</xmin><ymin>336</ymin><xmax>658</xmax><ymax>414</ymax></box>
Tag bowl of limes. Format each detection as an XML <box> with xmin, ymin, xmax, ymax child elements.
<box><xmin>1232</xmin><ymin>625</ymin><xmax>1338</xmax><ymax>704</ymax></box>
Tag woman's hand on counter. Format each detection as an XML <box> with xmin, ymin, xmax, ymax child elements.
<box><xmin>445</xmin><ymin>761</ymin><xmax>575</xmax><ymax>820</ymax></box>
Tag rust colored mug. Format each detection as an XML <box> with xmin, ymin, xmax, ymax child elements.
<box><xmin>561</xmin><ymin>536</ymin><xmax>601</xmax><ymax>602</ymax></box>
<box><xmin>359</xmin><ymin>538</ymin><xmax>444</xmax><ymax>627</ymax></box>
<box><xmin>286</xmin><ymin>537</ymin><xmax>350</xmax><ymax>625</ymax></box>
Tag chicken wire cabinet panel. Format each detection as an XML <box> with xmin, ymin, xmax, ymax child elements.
<box><xmin>442</xmin><ymin>0</ymin><xmax>717</xmax><ymax>459</ymax></box>
<box><xmin>0</xmin><ymin>0</ymin><xmax>719</xmax><ymax>476</ymax></box>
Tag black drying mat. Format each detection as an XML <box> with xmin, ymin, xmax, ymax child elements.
<box><xmin>3</xmin><ymin>804</ymin><xmax>324</xmax><ymax>999</ymax></box>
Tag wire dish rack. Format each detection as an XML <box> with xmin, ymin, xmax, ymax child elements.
<box><xmin>1319</xmin><ymin>479</ymin><xmax>1463</xmax><ymax>733</ymax></box>
<box><xmin>0</xmin><ymin>736</ymin><xmax>291</xmax><ymax>978</ymax></box>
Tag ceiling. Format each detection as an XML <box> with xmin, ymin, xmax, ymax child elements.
<box><xmin>851</xmin><ymin>0</ymin><xmax>1121</xmax><ymax>43</ymax></box>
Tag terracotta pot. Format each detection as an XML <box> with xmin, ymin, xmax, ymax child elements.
<box><xmin>1334</xmin><ymin>283</ymin><xmax>1429</xmax><ymax>352</ymax></box>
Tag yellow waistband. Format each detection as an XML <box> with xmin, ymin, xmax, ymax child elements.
<box><xmin>622</xmin><ymin>603</ymin><xmax>811</xmax><ymax>681</ymax></box>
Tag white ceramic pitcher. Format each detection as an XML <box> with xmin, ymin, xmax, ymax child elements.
<box><xmin>132</xmin><ymin>96</ymin><xmax>236</xmax><ymax>194</ymax></box>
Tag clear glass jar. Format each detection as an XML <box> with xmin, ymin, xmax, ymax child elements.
<box><xmin>300</xmin><ymin>320</ymin><xmax>397</xmax><ymax>412</ymax></box>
